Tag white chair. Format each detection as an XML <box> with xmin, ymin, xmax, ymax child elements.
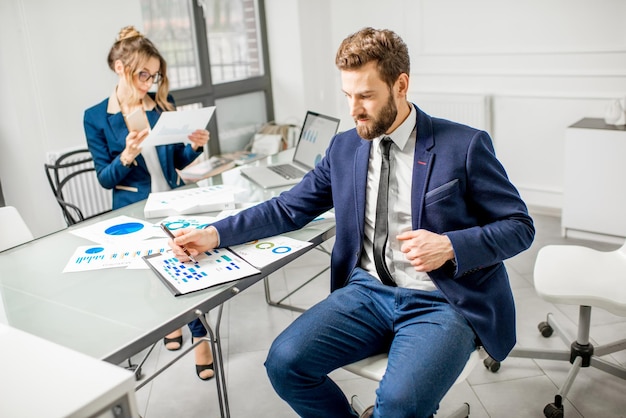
<box><xmin>0</xmin><ymin>206</ymin><xmax>33</xmax><ymax>251</ymax></box>
<box><xmin>345</xmin><ymin>348</ymin><xmax>485</xmax><ymax>417</ymax></box>
<box><xmin>485</xmin><ymin>243</ymin><xmax>626</xmax><ymax>418</ymax></box>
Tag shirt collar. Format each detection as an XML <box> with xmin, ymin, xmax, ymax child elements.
<box><xmin>374</xmin><ymin>102</ymin><xmax>417</xmax><ymax>150</ymax></box>
<box><xmin>106</xmin><ymin>87</ymin><xmax>157</xmax><ymax>114</ymax></box>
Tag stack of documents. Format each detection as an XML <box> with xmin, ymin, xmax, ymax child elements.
<box><xmin>179</xmin><ymin>156</ymin><xmax>235</xmax><ymax>181</ymax></box>
<box><xmin>143</xmin><ymin>185</ymin><xmax>236</xmax><ymax>218</ymax></box>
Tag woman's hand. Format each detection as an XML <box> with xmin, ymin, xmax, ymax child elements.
<box><xmin>188</xmin><ymin>129</ymin><xmax>210</xmax><ymax>151</ymax></box>
<box><xmin>121</xmin><ymin>127</ymin><xmax>149</xmax><ymax>164</ymax></box>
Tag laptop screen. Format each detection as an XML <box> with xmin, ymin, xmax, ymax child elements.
<box><xmin>292</xmin><ymin>111</ymin><xmax>340</xmax><ymax>170</ymax></box>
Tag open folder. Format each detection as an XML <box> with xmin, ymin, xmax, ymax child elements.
<box><xmin>143</xmin><ymin>248</ymin><xmax>260</xmax><ymax>296</ymax></box>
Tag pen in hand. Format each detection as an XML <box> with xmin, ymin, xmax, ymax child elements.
<box><xmin>160</xmin><ymin>223</ymin><xmax>198</xmax><ymax>263</ymax></box>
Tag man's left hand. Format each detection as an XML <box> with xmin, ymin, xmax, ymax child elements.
<box><xmin>397</xmin><ymin>229</ymin><xmax>455</xmax><ymax>272</ymax></box>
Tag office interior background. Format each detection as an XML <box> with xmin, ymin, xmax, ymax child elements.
<box><xmin>1</xmin><ymin>0</ymin><xmax>625</xmax><ymax>239</ymax></box>
<box><xmin>1</xmin><ymin>1</ymin><xmax>626</xmax><ymax>418</ymax></box>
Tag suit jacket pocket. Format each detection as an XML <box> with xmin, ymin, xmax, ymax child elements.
<box><xmin>425</xmin><ymin>179</ymin><xmax>459</xmax><ymax>206</ymax></box>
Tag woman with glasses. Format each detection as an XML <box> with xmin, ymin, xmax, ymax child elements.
<box><xmin>83</xmin><ymin>26</ymin><xmax>214</xmax><ymax>381</ymax></box>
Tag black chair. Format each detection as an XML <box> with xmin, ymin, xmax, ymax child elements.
<box><xmin>45</xmin><ymin>149</ymin><xmax>112</xmax><ymax>226</ymax></box>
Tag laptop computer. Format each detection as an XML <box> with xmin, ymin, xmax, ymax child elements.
<box><xmin>240</xmin><ymin>111</ymin><xmax>340</xmax><ymax>189</ymax></box>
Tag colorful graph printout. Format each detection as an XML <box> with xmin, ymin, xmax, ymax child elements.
<box><xmin>229</xmin><ymin>235</ymin><xmax>313</xmax><ymax>268</ymax></box>
<box><xmin>154</xmin><ymin>215</ymin><xmax>217</xmax><ymax>237</ymax></box>
<box><xmin>143</xmin><ymin>248</ymin><xmax>260</xmax><ymax>296</ymax></box>
<box><xmin>69</xmin><ymin>215</ymin><xmax>157</xmax><ymax>244</ymax></box>
<box><xmin>63</xmin><ymin>238</ymin><xmax>170</xmax><ymax>272</ymax></box>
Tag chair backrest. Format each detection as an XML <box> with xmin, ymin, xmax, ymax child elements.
<box><xmin>44</xmin><ymin>149</ymin><xmax>112</xmax><ymax>226</ymax></box>
<box><xmin>0</xmin><ymin>206</ymin><xmax>34</xmax><ymax>251</ymax></box>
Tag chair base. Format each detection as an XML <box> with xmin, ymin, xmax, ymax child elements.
<box><xmin>485</xmin><ymin>306</ymin><xmax>626</xmax><ymax>418</ymax></box>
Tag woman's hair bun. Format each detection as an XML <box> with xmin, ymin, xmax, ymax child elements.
<box><xmin>117</xmin><ymin>25</ymin><xmax>143</xmax><ymax>42</ymax></box>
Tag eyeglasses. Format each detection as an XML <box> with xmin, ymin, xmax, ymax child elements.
<box><xmin>136</xmin><ymin>70</ymin><xmax>162</xmax><ymax>84</ymax></box>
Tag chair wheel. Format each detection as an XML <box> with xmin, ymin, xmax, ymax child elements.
<box><xmin>543</xmin><ymin>402</ymin><xmax>563</xmax><ymax>418</ymax></box>
<box><xmin>483</xmin><ymin>356</ymin><xmax>501</xmax><ymax>372</ymax></box>
<box><xmin>537</xmin><ymin>321</ymin><xmax>553</xmax><ymax>338</ymax></box>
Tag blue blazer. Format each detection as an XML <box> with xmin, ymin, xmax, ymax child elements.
<box><xmin>84</xmin><ymin>93</ymin><xmax>203</xmax><ymax>209</ymax></box>
<box><xmin>212</xmin><ymin>104</ymin><xmax>535</xmax><ymax>361</ymax></box>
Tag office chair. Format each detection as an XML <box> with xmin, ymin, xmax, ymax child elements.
<box><xmin>345</xmin><ymin>348</ymin><xmax>485</xmax><ymax>417</ymax></box>
<box><xmin>483</xmin><ymin>243</ymin><xmax>626</xmax><ymax>418</ymax></box>
<box><xmin>0</xmin><ymin>206</ymin><xmax>34</xmax><ymax>251</ymax></box>
<box><xmin>44</xmin><ymin>149</ymin><xmax>112</xmax><ymax>225</ymax></box>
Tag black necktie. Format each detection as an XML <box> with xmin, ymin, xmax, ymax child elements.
<box><xmin>373</xmin><ymin>137</ymin><xmax>396</xmax><ymax>286</ymax></box>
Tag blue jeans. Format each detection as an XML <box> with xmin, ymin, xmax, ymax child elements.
<box><xmin>188</xmin><ymin>318</ymin><xmax>207</xmax><ymax>338</ymax></box>
<box><xmin>265</xmin><ymin>268</ymin><xmax>476</xmax><ymax>418</ymax></box>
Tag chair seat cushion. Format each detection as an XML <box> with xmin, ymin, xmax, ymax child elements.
<box><xmin>533</xmin><ymin>244</ymin><xmax>626</xmax><ymax>316</ymax></box>
<box><xmin>343</xmin><ymin>349</ymin><xmax>482</xmax><ymax>385</ymax></box>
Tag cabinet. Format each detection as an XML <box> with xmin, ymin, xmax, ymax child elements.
<box><xmin>562</xmin><ymin>118</ymin><xmax>626</xmax><ymax>242</ymax></box>
<box><xmin>0</xmin><ymin>324</ymin><xmax>139</xmax><ymax>418</ymax></box>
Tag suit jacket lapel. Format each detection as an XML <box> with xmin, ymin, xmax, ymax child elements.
<box><xmin>108</xmin><ymin>112</ymin><xmax>128</xmax><ymax>150</ymax></box>
<box><xmin>412</xmin><ymin>107</ymin><xmax>435</xmax><ymax>230</ymax></box>
<box><xmin>354</xmin><ymin>139</ymin><xmax>371</xmax><ymax>238</ymax></box>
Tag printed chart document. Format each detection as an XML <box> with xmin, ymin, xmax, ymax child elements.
<box><xmin>143</xmin><ymin>185</ymin><xmax>236</xmax><ymax>218</ymax></box>
<box><xmin>63</xmin><ymin>238</ymin><xmax>170</xmax><ymax>273</ymax></box>
<box><xmin>229</xmin><ymin>235</ymin><xmax>313</xmax><ymax>268</ymax></box>
<box><xmin>153</xmin><ymin>215</ymin><xmax>217</xmax><ymax>236</ymax></box>
<box><xmin>142</xmin><ymin>106</ymin><xmax>216</xmax><ymax>147</ymax></box>
<box><xmin>69</xmin><ymin>215</ymin><xmax>158</xmax><ymax>244</ymax></box>
<box><xmin>143</xmin><ymin>248</ymin><xmax>260</xmax><ymax>296</ymax></box>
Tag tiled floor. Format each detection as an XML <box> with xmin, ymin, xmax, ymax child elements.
<box><xmin>131</xmin><ymin>213</ymin><xmax>626</xmax><ymax>417</ymax></box>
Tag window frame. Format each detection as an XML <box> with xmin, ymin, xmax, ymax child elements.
<box><xmin>170</xmin><ymin>0</ymin><xmax>274</xmax><ymax>156</ymax></box>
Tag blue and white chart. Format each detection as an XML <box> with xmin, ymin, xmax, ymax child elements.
<box><xmin>229</xmin><ymin>235</ymin><xmax>313</xmax><ymax>268</ymax></box>
<box><xmin>63</xmin><ymin>238</ymin><xmax>170</xmax><ymax>272</ymax></box>
<box><xmin>143</xmin><ymin>248</ymin><xmax>260</xmax><ymax>296</ymax></box>
<box><xmin>154</xmin><ymin>215</ymin><xmax>217</xmax><ymax>237</ymax></box>
<box><xmin>69</xmin><ymin>215</ymin><xmax>157</xmax><ymax>244</ymax></box>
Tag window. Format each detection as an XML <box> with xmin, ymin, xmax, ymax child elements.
<box><xmin>140</xmin><ymin>0</ymin><xmax>274</xmax><ymax>156</ymax></box>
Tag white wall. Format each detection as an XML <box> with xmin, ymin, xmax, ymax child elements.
<box><xmin>2</xmin><ymin>0</ymin><xmax>625</xmax><ymax>238</ymax></box>
<box><xmin>268</xmin><ymin>0</ymin><xmax>626</xmax><ymax>214</ymax></box>
<box><xmin>0</xmin><ymin>0</ymin><xmax>141</xmax><ymax>237</ymax></box>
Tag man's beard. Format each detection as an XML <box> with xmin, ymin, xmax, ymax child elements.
<box><xmin>355</xmin><ymin>93</ymin><xmax>397</xmax><ymax>140</ymax></box>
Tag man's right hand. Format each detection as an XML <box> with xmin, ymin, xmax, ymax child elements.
<box><xmin>168</xmin><ymin>225</ymin><xmax>219</xmax><ymax>260</ymax></box>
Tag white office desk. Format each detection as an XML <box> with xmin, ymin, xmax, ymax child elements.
<box><xmin>0</xmin><ymin>151</ymin><xmax>334</xmax><ymax>417</ymax></box>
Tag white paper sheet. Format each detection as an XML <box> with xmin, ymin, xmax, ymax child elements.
<box><xmin>63</xmin><ymin>238</ymin><xmax>170</xmax><ymax>272</ymax></box>
<box><xmin>229</xmin><ymin>235</ymin><xmax>313</xmax><ymax>268</ymax></box>
<box><xmin>142</xmin><ymin>106</ymin><xmax>216</xmax><ymax>147</ymax></box>
<box><xmin>69</xmin><ymin>215</ymin><xmax>157</xmax><ymax>244</ymax></box>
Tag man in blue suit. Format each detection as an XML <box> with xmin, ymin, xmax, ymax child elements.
<box><xmin>170</xmin><ymin>27</ymin><xmax>535</xmax><ymax>418</ymax></box>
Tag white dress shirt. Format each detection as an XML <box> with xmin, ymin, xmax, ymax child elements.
<box><xmin>360</xmin><ymin>104</ymin><xmax>436</xmax><ymax>291</ymax></box>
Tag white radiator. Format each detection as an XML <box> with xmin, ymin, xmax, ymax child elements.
<box><xmin>411</xmin><ymin>92</ymin><xmax>492</xmax><ymax>133</ymax></box>
<box><xmin>46</xmin><ymin>146</ymin><xmax>112</xmax><ymax>221</ymax></box>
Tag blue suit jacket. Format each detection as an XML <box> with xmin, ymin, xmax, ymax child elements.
<box><xmin>212</xmin><ymin>104</ymin><xmax>535</xmax><ymax>361</ymax></box>
<box><xmin>84</xmin><ymin>94</ymin><xmax>203</xmax><ymax>209</ymax></box>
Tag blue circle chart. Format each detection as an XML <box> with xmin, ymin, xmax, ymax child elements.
<box><xmin>104</xmin><ymin>222</ymin><xmax>145</xmax><ymax>236</ymax></box>
<box><xmin>164</xmin><ymin>221</ymin><xmax>190</xmax><ymax>230</ymax></box>
<box><xmin>272</xmin><ymin>246</ymin><xmax>291</xmax><ymax>254</ymax></box>
<box><xmin>85</xmin><ymin>247</ymin><xmax>105</xmax><ymax>254</ymax></box>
